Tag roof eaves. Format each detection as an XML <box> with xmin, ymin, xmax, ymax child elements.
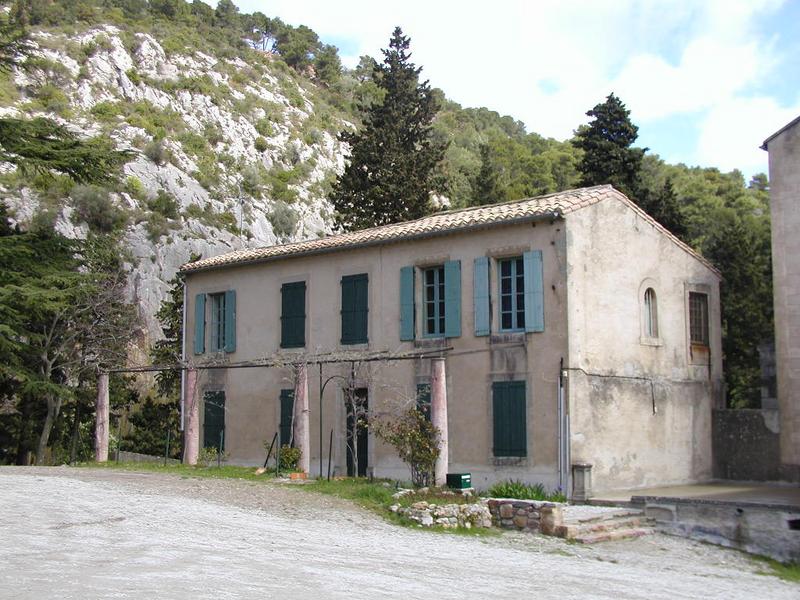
<box><xmin>761</xmin><ymin>114</ymin><xmax>800</xmax><ymax>150</ymax></box>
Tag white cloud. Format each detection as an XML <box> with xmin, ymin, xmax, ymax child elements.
<box><xmin>229</xmin><ymin>0</ymin><xmax>795</xmax><ymax>174</ymax></box>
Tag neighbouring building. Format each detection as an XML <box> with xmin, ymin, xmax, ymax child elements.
<box><xmin>179</xmin><ymin>185</ymin><xmax>722</xmax><ymax>495</ymax></box>
<box><xmin>763</xmin><ymin>116</ymin><xmax>800</xmax><ymax>482</ymax></box>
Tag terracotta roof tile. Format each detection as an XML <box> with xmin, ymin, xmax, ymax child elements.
<box><xmin>181</xmin><ymin>185</ymin><xmax>720</xmax><ymax>277</ymax></box>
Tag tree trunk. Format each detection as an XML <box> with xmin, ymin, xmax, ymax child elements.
<box><xmin>36</xmin><ymin>394</ymin><xmax>62</xmax><ymax>465</ymax></box>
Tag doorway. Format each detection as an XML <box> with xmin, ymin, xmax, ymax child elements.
<box><xmin>346</xmin><ymin>387</ymin><xmax>368</xmax><ymax>477</ymax></box>
<box><xmin>203</xmin><ymin>391</ymin><xmax>225</xmax><ymax>451</ymax></box>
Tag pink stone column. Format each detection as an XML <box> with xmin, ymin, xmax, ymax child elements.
<box><xmin>94</xmin><ymin>372</ymin><xmax>109</xmax><ymax>462</ymax></box>
<box><xmin>293</xmin><ymin>363</ymin><xmax>310</xmax><ymax>474</ymax></box>
<box><xmin>183</xmin><ymin>369</ymin><xmax>199</xmax><ymax>465</ymax></box>
<box><xmin>431</xmin><ymin>357</ymin><xmax>449</xmax><ymax>487</ymax></box>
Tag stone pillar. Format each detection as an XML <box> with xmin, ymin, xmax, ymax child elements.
<box><xmin>431</xmin><ymin>357</ymin><xmax>449</xmax><ymax>487</ymax></box>
<box><xmin>94</xmin><ymin>372</ymin><xmax>109</xmax><ymax>462</ymax></box>
<box><xmin>183</xmin><ymin>369</ymin><xmax>199</xmax><ymax>466</ymax></box>
<box><xmin>571</xmin><ymin>462</ymin><xmax>593</xmax><ymax>503</ymax></box>
<box><xmin>293</xmin><ymin>363</ymin><xmax>310</xmax><ymax>474</ymax></box>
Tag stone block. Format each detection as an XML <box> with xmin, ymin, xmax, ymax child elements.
<box><xmin>513</xmin><ymin>514</ymin><xmax>528</xmax><ymax>529</ymax></box>
<box><xmin>499</xmin><ymin>503</ymin><xmax>515</xmax><ymax>519</ymax></box>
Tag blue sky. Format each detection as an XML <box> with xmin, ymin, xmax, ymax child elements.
<box><xmin>229</xmin><ymin>0</ymin><xmax>800</xmax><ymax>178</ymax></box>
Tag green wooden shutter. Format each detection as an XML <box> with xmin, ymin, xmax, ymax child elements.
<box><xmin>281</xmin><ymin>282</ymin><xmax>306</xmax><ymax>348</ymax></box>
<box><xmin>400</xmin><ymin>266</ymin><xmax>415</xmax><ymax>341</ymax></box>
<box><xmin>523</xmin><ymin>250</ymin><xmax>544</xmax><ymax>333</ymax></box>
<box><xmin>224</xmin><ymin>289</ymin><xmax>236</xmax><ymax>353</ymax></box>
<box><xmin>444</xmin><ymin>260</ymin><xmax>461</xmax><ymax>338</ymax></box>
<box><xmin>341</xmin><ymin>274</ymin><xmax>368</xmax><ymax>344</ymax></box>
<box><xmin>279</xmin><ymin>389</ymin><xmax>295</xmax><ymax>447</ymax></box>
<box><xmin>203</xmin><ymin>391</ymin><xmax>225</xmax><ymax>451</ymax></box>
<box><xmin>194</xmin><ymin>293</ymin><xmax>206</xmax><ymax>354</ymax></box>
<box><xmin>492</xmin><ymin>381</ymin><xmax>527</xmax><ymax>457</ymax></box>
<box><xmin>473</xmin><ymin>256</ymin><xmax>490</xmax><ymax>336</ymax></box>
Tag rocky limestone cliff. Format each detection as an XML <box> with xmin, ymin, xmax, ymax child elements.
<box><xmin>1</xmin><ymin>24</ymin><xmax>349</xmax><ymax>350</ymax></box>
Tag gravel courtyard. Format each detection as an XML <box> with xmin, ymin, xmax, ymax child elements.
<box><xmin>0</xmin><ymin>467</ymin><xmax>795</xmax><ymax>599</ymax></box>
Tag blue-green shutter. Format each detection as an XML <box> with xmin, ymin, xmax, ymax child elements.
<box><xmin>341</xmin><ymin>274</ymin><xmax>368</xmax><ymax>344</ymax></box>
<box><xmin>224</xmin><ymin>289</ymin><xmax>236</xmax><ymax>353</ymax></box>
<box><xmin>523</xmin><ymin>250</ymin><xmax>544</xmax><ymax>333</ymax></box>
<box><xmin>492</xmin><ymin>381</ymin><xmax>527</xmax><ymax>457</ymax></box>
<box><xmin>279</xmin><ymin>389</ymin><xmax>295</xmax><ymax>447</ymax></box>
<box><xmin>400</xmin><ymin>266</ymin><xmax>415</xmax><ymax>341</ymax></box>
<box><xmin>194</xmin><ymin>293</ymin><xmax>205</xmax><ymax>354</ymax></box>
<box><xmin>444</xmin><ymin>260</ymin><xmax>461</xmax><ymax>338</ymax></box>
<box><xmin>473</xmin><ymin>256</ymin><xmax>490</xmax><ymax>336</ymax></box>
<box><xmin>281</xmin><ymin>282</ymin><xmax>306</xmax><ymax>348</ymax></box>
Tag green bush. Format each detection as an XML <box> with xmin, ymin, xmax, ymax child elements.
<box><xmin>124</xmin><ymin>176</ymin><xmax>147</xmax><ymax>201</ymax></box>
<box><xmin>372</xmin><ymin>408</ymin><xmax>440</xmax><ymax>488</ymax></box>
<box><xmin>90</xmin><ymin>101</ymin><xmax>122</xmax><ymax>122</ymax></box>
<box><xmin>33</xmin><ymin>84</ymin><xmax>71</xmax><ymax>116</ymax></box>
<box><xmin>254</xmin><ymin>136</ymin><xmax>269</xmax><ymax>153</ymax></box>
<box><xmin>145</xmin><ymin>212</ymin><xmax>172</xmax><ymax>241</ymax></box>
<box><xmin>486</xmin><ymin>479</ymin><xmax>566</xmax><ymax>502</ymax></box>
<box><xmin>267</xmin><ymin>200</ymin><xmax>298</xmax><ymax>239</ymax></box>
<box><xmin>71</xmin><ymin>185</ymin><xmax>128</xmax><ymax>233</ymax></box>
<box><xmin>144</xmin><ymin>139</ymin><xmax>169</xmax><ymax>165</ymax></box>
<box><xmin>125</xmin><ymin>68</ymin><xmax>142</xmax><ymax>86</ymax></box>
<box><xmin>254</xmin><ymin>117</ymin><xmax>273</xmax><ymax>137</ymax></box>
<box><xmin>278</xmin><ymin>445</ymin><xmax>301</xmax><ymax>471</ymax></box>
<box><xmin>203</xmin><ymin>122</ymin><xmax>224</xmax><ymax>146</ymax></box>
<box><xmin>240</xmin><ymin>165</ymin><xmax>264</xmax><ymax>198</ymax></box>
<box><xmin>147</xmin><ymin>189</ymin><xmax>179</xmax><ymax>219</ymax></box>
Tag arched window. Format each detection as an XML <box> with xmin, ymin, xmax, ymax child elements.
<box><xmin>644</xmin><ymin>288</ymin><xmax>658</xmax><ymax>338</ymax></box>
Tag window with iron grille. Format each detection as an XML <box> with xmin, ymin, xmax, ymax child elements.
<box><xmin>499</xmin><ymin>257</ymin><xmax>525</xmax><ymax>331</ymax></box>
<box><xmin>423</xmin><ymin>266</ymin><xmax>445</xmax><ymax>337</ymax></box>
<box><xmin>689</xmin><ymin>292</ymin><xmax>709</xmax><ymax>345</ymax></box>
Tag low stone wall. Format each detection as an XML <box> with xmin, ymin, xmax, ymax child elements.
<box><xmin>390</xmin><ymin>501</ymin><xmax>493</xmax><ymax>529</ymax></box>
<box><xmin>712</xmin><ymin>409</ymin><xmax>780</xmax><ymax>481</ymax></box>
<box><xmin>486</xmin><ymin>499</ymin><xmax>563</xmax><ymax>533</ymax></box>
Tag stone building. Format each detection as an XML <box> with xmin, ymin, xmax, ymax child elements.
<box><xmin>763</xmin><ymin>116</ymin><xmax>800</xmax><ymax>482</ymax></box>
<box><xmin>179</xmin><ymin>185</ymin><xmax>722</xmax><ymax>495</ymax></box>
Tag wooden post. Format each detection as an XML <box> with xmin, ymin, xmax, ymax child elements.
<box><xmin>431</xmin><ymin>357</ymin><xmax>448</xmax><ymax>487</ymax></box>
<box><xmin>183</xmin><ymin>369</ymin><xmax>199</xmax><ymax>465</ymax></box>
<box><xmin>94</xmin><ymin>372</ymin><xmax>109</xmax><ymax>462</ymax></box>
<box><xmin>293</xmin><ymin>363</ymin><xmax>310</xmax><ymax>474</ymax></box>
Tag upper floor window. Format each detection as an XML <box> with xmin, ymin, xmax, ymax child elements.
<box><xmin>499</xmin><ymin>256</ymin><xmax>525</xmax><ymax>331</ymax></box>
<box><xmin>341</xmin><ymin>274</ymin><xmax>369</xmax><ymax>345</ymax></box>
<box><xmin>423</xmin><ymin>266</ymin><xmax>445</xmax><ymax>337</ymax></box>
<box><xmin>643</xmin><ymin>288</ymin><xmax>658</xmax><ymax>338</ymax></box>
<box><xmin>209</xmin><ymin>292</ymin><xmax>227</xmax><ymax>352</ymax></box>
<box><xmin>689</xmin><ymin>292</ymin><xmax>709</xmax><ymax>345</ymax></box>
<box><xmin>281</xmin><ymin>281</ymin><xmax>306</xmax><ymax>348</ymax></box>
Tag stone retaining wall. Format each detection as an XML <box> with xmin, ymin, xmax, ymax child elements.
<box><xmin>390</xmin><ymin>500</ymin><xmax>493</xmax><ymax>529</ymax></box>
<box><xmin>487</xmin><ymin>499</ymin><xmax>564</xmax><ymax>533</ymax></box>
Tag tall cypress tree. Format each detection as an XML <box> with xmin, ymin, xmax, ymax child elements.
<box><xmin>331</xmin><ymin>27</ymin><xmax>447</xmax><ymax>231</ymax></box>
<box><xmin>574</xmin><ymin>93</ymin><xmax>645</xmax><ymax>200</ymax></box>
<box><xmin>472</xmin><ymin>143</ymin><xmax>503</xmax><ymax>205</ymax></box>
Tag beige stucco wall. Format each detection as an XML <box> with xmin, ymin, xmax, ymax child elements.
<box><xmin>184</xmin><ymin>220</ymin><xmax>569</xmax><ymax>489</ymax></box>
<box><xmin>767</xmin><ymin>119</ymin><xmax>800</xmax><ymax>480</ymax></box>
<box><xmin>565</xmin><ymin>197</ymin><xmax>722</xmax><ymax>493</ymax></box>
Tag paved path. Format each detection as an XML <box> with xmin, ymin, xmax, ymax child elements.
<box><xmin>0</xmin><ymin>467</ymin><xmax>796</xmax><ymax>599</ymax></box>
<box><xmin>593</xmin><ymin>481</ymin><xmax>800</xmax><ymax>507</ymax></box>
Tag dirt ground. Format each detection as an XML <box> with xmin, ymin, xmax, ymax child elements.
<box><xmin>0</xmin><ymin>467</ymin><xmax>795</xmax><ymax>599</ymax></box>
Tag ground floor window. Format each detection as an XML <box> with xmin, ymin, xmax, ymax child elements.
<box><xmin>492</xmin><ymin>381</ymin><xmax>526</xmax><ymax>457</ymax></box>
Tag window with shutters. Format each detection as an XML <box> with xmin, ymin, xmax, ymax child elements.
<box><xmin>689</xmin><ymin>292</ymin><xmax>709</xmax><ymax>345</ymax></box>
<box><xmin>499</xmin><ymin>257</ymin><xmax>525</xmax><ymax>331</ymax></box>
<box><xmin>423</xmin><ymin>266</ymin><xmax>445</xmax><ymax>337</ymax></box>
<box><xmin>492</xmin><ymin>381</ymin><xmax>527</xmax><ymax>457</ymax></box>
<box><xmin>279</xmin><ymin>389</ymin><xmax>294</xmax><ymax>447</ymax></box>
<box><xmin>209</xmin><ymin>293</ymin><xmax>226</xmax><ymax>352</ymax></box>
<box><xmin>281</xmin><ymin>281</ymin><xmax>306</xmax><ymax>348</ymax></box>
<box><xmin>341</xmin><ymin>274</ymin><xmax>368</xmax><ymax>345</ymax></box>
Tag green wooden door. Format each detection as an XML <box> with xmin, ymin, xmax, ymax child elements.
<box><xmin>203</xmin><ymin>391</ymin><xmax>225</xmax><ymax>451</ymax></box>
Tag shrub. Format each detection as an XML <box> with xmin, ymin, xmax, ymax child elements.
<box><xmin>125</xmin><ymin>68</ymin><xmax>142</xmax><ymax>86</ymax></box>
<box><xmin>196</xmin><ymin>446</ymin><xmax>229</xmax><ymax>467</ymax></box>
<box><xmin>267</xmin><ymin>200</ymin><xmax>298</xmax><ymax>239</ymax></box>
<box><xmin>254</xmin><ymin>117</ymin><xmax>273</xmax><ymax>137</ymax></box>
<box><xmin>34</xmin><ymin>84</ymin><xmax>70</xmax><ymax>116</ymax></box>
<box><xmin>70</xmin><ymin>185</ymin><xmax>127</xmax><ymax>233</ymax></box>
<box><xmin>240</xmin><ymin>165</ymin><xmax>264</xmax><ymax>198</ymax></box>
<box><xmin>145</xmin><ymin>212</ymin><xmax>171</xmax><ymax>241</ymax></box>
<box><xmin>278</xmin><ymin>445</ymin><xmax>301</xmax><ymax>471</ymax></box>
<box><xmin>124</xmin><ymin>176</ymin><xmax>147</xmax><ymax>201</ymax></box>
<box><xmin>90</xmin><ymin>101</ymin><xmax>121</xmax><ymax>122</ymax></box>
<box><xmin>486</xmin><ymin>480</ymin><xmax>566</xmax><ymax>503</ymax></box>
<box><xmin>203</xmin><ymin>122</ymin><xmax>224</xmax><ymax>146</ymax></box>
<box><xmin>254</xmin><ymin>136</ymin><xmax>269</xmax><ymax>153</ymax></box>
<box><xmin>373</xmin><ymin>408</ymin><xmax>441</xmax><ymax>488</ymax></box>
<box><xmin>144</xmin><ymin>139</ymin><xmax>169</xmax><ymax>165</ymax></box>
<box><xmin>147</xmin><ymin>189</ymin><xmax>179</xmax><ymax>219</ymax></box>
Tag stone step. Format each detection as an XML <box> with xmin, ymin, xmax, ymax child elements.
<box><xmin>573</xmin><ymin>527</ymin><xmax>655</xmax><ymax>544</ymax></box>
<box><xmin>556</xmin><ymin>515</ymin><xmax>656</xmax><ymax>539</ymax></box>
<box><xmin>566</xmin><ymin>509</ymin><xmax>645</xmax><ymax>525</ymax></box>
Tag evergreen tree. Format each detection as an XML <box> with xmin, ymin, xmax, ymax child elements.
<box><xmin>472</xmin><ymin>143</ymin><xmax>502</xmax><ymax>205</ymax></box>
<box><xmin>331</xmin><ymin>27</ymin><xmax>447</xmax><ymax>231</ymax></box>
<box><xmin>574</xmin><ymin>93</ymin><xmax>645</xmax><ymax>200</ymax></box>
<box><xmin>641</xmin><ymin>179</ymin><xmax>688</xmax><ymax>240</ymax></box>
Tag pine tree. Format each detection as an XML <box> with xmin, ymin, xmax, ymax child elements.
<box><xmin>331</xmin><ymin>27</ymin><xmax>447</xmax><ymax>231</ymax></box>
<box><xmin>574</xmin><ymin>93</ymin><xmax>645</xmax><ymax>200</ymax></box>
<box><xmin>472</xmin><ymin>143</ymin><xmax>502</xmax><ymax>205</ymax></box>
<box><xmin>640</xmin><ymin>179</ymin><xmax>688</xmax><ymax>240</ymax></box>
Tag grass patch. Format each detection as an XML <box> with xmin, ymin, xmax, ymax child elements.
<box><xmin>78</xmin><ymin>461</ymin><xmax>277</xmax><ymax>483</ymax></box>
<box><xmin>754</xmin><ymin>556</ymin><xmax>800</xmax><ymax>584</ymax></box>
